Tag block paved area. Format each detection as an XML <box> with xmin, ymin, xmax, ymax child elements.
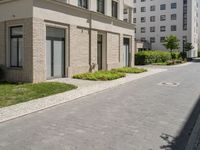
<box><xmin>0</xmin><ymin>62</ymin><xmax>200</xmax><ymax>150</ymax></box>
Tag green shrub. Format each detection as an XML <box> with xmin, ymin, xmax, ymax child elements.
<box><xmin>0</xmin><ymin>65</ymin><xmax>5</xmax><ymax>81</ymax></box>
<box><xmin>198</xmin><ymin>51</ymin><xmax>200</xmax><ymax>57</ymax></box>
<box><xmin>112</xmin><ymin>67</ymin><xmax>147</xmax><ymax>74</ymax></box>
<box><xmin>73</xmin><ymin>71</ymin><xmax>126</xmax><ymax>81</ymax></box>
<box><xmin>180</xmin><ymin>52</ymin><xmax>187</xmax><ymax>60</ymax></box>
<box><xmin>171</xmin><ymin>52</ymin><xmax>182</xmax><ymax>60</ymax></box>
<box><xmin>135</xmin><ymin>51</ymin><xmax>172</xmax><ymax>65</ymax></box>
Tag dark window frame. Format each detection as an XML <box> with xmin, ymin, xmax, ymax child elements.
<box><xmin>171</xmin><ymin>3</ymin><xmax>177</xmax><ymax>9</ymax></box>
<box><xmin>112</xmin><ymin>0</ymin><xmax>118</xmax><ymax>19</ymax></box>
<box><xmin>160</xmin><ymin>4</ymin><xmax>166</xmax><ymax>10</ymax></box>
<box><xmin>10</xmin><ymin>26</ymin><xmax>23</xmax><ymax>68</ymax></box>
<box><xmin>160</xmin><ymin>26</ymin><xmax>166</xmax><ymax>32</ymax></box>
<box><xmin>78</xmin><ymin>0</ymin><xmax>88</xmax><ymax>9</ymax></box>
<box><xmin>97</xmin><ymin>0</ymin><xmax>105</xmax><ymax>14</ymax></box>
<box><xmin>171</xmin><ymin>14</ymin><xmax>177</xmax><ymax>20</ymax></box>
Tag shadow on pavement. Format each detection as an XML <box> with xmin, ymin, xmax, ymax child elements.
<box><xmin>160</xmin><ymin>96</ymin><xmax>200</xmax><ymax>150</ymax></box>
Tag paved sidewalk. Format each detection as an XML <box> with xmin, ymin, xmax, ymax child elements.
<box><xmin>0</xmin><ymin>68</ymin><xmax>166</xmax><ymax>123</ymax></box>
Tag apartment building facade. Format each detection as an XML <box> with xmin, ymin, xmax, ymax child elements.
<box><xmin>0</xmin><ymin>0</ymin><xmax>135</xmax><ymax>83</ymax></box>
<box><xmin>133</xmin><ymin>0</ymin><xmax>199</xmax><ymax>57</ymax></box>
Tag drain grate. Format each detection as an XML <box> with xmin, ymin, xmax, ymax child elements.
<box><xmin>158</xmin><ymin>82</ymin><xmax>180</xmax><ymax>87</ymax></box>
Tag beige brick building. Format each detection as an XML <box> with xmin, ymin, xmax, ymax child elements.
<box><xmin>0</xmin><ymin>0</ymin><xmax>135</xmax><ymax>83</ymax></box>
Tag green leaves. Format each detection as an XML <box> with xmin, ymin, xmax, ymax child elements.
<box><xmin>135</xmin><ymin>51</ymin><xmax>172</xmax><ymax>65</ymax></box>
<box><xmin>112</xmin><ymin>67</ymin><xmax>147</xmax><ymax>74</ymax></box>
<box><xmin>73</xmin><ymin>71</ymin><xmax>126</xmax><ymax>81</ymax></box>
<box><xmin>184</xmin><ymin>42</ymin><xmax>194</xmax><ymax>52</ymax></box>
<box><xmin>163</xmin><ymin>35</ymin><xmax>180</xmax><ymax>52</ymax></box>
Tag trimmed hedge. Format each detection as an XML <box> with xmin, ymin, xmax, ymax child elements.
<box><xmin>135</xmin><ymin>51</ymin><xmax>181</xmax><ymax>65</ymax></box>
<box><xmin>73</xmin><ymin>71</ymin><xmax>126</xmax><ymax>81</ymax></box>
<box><xmin>112</xmin><ymin>67</ymin><xmax>147</xmax><ymax>74</ymax></box>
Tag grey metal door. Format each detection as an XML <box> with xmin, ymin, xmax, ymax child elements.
<box><xmin>123</xmin><ymin>38</ymin><xmax>130</xmax><ymax>67</ymax></box>
<box><xmin>46</xmin><ymin>27</ymin><xmax>65</xmax><ymax>79</ymax></box>
<box><xmin>123</xmin><ymin>44</ymin><xmax>129</xmax><ymax>67</ymax></box>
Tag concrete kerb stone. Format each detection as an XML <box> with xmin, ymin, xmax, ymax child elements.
<box><xmin>0</xmin><ymin>68</ymin><xmax>167</xmax><ymax>123</ymax></box>
<box><xmin>185</xmin><ymin>114</ymin><xmax>200</xmax><ymax>150</ymax></box>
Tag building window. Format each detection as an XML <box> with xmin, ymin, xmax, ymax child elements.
<box><xmin>160</xmin><ymin>37</ymin><xmax>165</xmax><ymax>42</ymax></box>
<box><xmin>78</xmin><ymin>0</ymin><xmax>88</xmax><ymax>9</ymax></box>
<box><xmin>141</xmin><ymin>7</ymin><xmax>146</xmax><ymax>12</ymax></box>
<box><xmin>160</xmin><ymin>26</ymin><xmax>166</xmax><ymax>32</ymax></box>
<box><xmin>112</xmin><ymin>1</ymin><xmax>118</xmax><ymax>18</ymax></box>
<box><xmin>10</xmin><ymin>26</ymin><xmax>23</xmax><ymax>68</ymax></box>
<box><xmin>97</xmin><ymin>0</ymin><xmax>105</xmax><ymax>14</ymax></box>
<box><xmin>133</xmin><ymin>18</ymin><xmax>137</xmax><ymax>23</ymax></box>
<box><xmin>141</xmin><ymin>0</ymin><xmax>145</xmax><ymax>2</ymax></box>
<box><xmin>124</xmin><ymin>9</ymin><xmax>128</xmax><ymax>14</ymax></box>
<box><xmin>141</xmin><ymin>17</ymin><xmax>146</xmax><ymax>23</ymax></box>
<box><xmin>150</xmin><ymin>37</ymin><xmax>155</xmax><ymax>43</ymax></box>
<box><xmin>160</xmin><ymin>4</ymin><xmax>166</xmax><ymax>10</ymax></box>
<box><xmin>171</xmin><ymin>3</ymin><xmax>177</xmax><ymax>9</ymax></box>
<box><xmin>133</xmin><ymin>8</ymin><xmax>136</xmax><ymax>13</ymax></box>
<box><xmin>134</xmin><ymin>0</ymin><xmax>136</xmax><ymax>3</ymax></box>
<box><xmin>171</xmin><ymin>14</ymin><xmax>177</xmax><ymax>20</ymax></box>
<box><xmin>150</xmin><ymin>26</ymin><xmax>155</xmax><ymax>32</ymax></box>
<box><xmin>171</xmin><ymin>25</ymin><xmax>177</xmax><ymax>31</ymax></box>
<box><xmin>160</xmin><ymin>15</ymin><xmax>166</xmax><ymax>21</ymax></box>
<box><xmin>123</xmin><ymin>18</ymin><xmax>128</xmax><ymax>22</ymax></box>
<box><xmin>183</xmin><ymin>0</ymin><xmax>188</xmax><ymax>30</ymax></box>
<box><xmin>150</xmin><ymin>5</ymin><xmax>156</xmax><ymax>11</ymax></box>
<box><xmin>141</xmin><ymin>27</ymin><xmax>146</xmax><ymax>33</ymax></box>
<box><xmin>141</xmin><ymin>37</ymin><xmax>146</xmax><ymax>42</ymax></box>
<box><xmin>150</xmin><ymin>16</ymin><xmax>156</xmax><ymax>22</ymax></box>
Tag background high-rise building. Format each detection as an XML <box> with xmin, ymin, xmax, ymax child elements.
<box><xmin>132</xmin><ymin>0</ymin><xmax>199</xmax><ymax>57</ymax></box>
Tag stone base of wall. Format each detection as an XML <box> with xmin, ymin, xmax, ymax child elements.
<box><xmin>67</xmin><ymin>66</ymin><xmax>90</xmax><ymax>77</ymax></box>
<box><xmin>107</xmin><ymin>63</ymin><xmax>122</xmax><ymax>70</ymax></box>
<box><xmin>5</xmin><ymin>69</ymin><xmax>32</xmax><ymax>83</ymax></box>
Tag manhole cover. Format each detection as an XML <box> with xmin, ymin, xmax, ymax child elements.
<box><xmin>158</xmin><ymin>82</ymin><xmax>180</xmax><ymax>87</ymax></box>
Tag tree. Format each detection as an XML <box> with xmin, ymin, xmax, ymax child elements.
<box><xmin>162</xmin><ymin>35</ymin><xmax>180</xmax><ymax>60</ymax></box>
<box><xmin>184</xmin><ymin>42</ymin><xmax>194</xmax><ymax>52</ymax></box>
<box><xmin>163</xmin><ymin>35</ymin><xmax>180</xmax><ymax>53</ymax></box>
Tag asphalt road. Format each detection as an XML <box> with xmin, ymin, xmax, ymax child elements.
<box><xmin>0</xmin><ymin>62</ymin><xmax>200</xmax><ymax>150</ymax></box>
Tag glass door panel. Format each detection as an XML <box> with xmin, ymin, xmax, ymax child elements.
<box><xmin>46</xmin><ymin>40</ymin><xmax>52</xmax><ymax>79</ymax></box>
<box><xmin>53</xmin><ymin>40</ymin><xmax>64</xmax><ymax>77</ymax></box>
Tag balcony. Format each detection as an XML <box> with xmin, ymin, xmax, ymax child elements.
<box><xmin>124</xmin><ymin>0</ymin><xmax>133</xmax><ymax>8</ymax></box>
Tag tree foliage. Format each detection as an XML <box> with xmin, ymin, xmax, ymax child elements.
<box><xmin>184</xmin><ymin>42</ymin><xmax>194</xmax><ymax>52</ymax></box>
<box><xmin>163</xmin><ymin>35</ymin><xmax>180</xmax><ymax>52</ymax></box>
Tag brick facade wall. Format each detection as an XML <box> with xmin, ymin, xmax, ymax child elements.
<box><xmin>0</xmin><ymin>18</ymin><xmax>135</xmax><ymax>82</ymax></box>
<box><xmin>68</xmin><ymin>25</ymin><xmax>90</xmax><ymax>76</ymax></box>
<box><xmin>107</xmin><ymin>33</ymin><xmax>121</xmax><ymax>70</ymax></box>
<box><xmin>0</xmin><ymin>18</ymin><xmax>33</xmax><ymax>82</ymax></box>
<box><xmin>90</xmin><ymin>30</ymin><xmax>98</xmax><ymax>71</ymax></box>
<box><xmin>32</xmin><ymin>18</ymin><xmax>46</xmax><ymax>83</ymax></box>
<box><xmin>0</xmin><ymin>22</ymin><xmax>5</xmax><ymax>66</ymax></box>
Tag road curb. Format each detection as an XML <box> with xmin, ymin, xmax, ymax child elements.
<box><xmin>0</xmin><ymin>68</ymin><xmax>167</xmax><ymax>123</ymax></box>
<box><xmin>185</xmin><ymin>114</ymin><xmax>200</xmax><ymax>150</ymax></box>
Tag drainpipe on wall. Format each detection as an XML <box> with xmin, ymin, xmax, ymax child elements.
<box><xmin>88</xmin><ymin>12</ymin><xmax>94</xmax><ymax>72</ymax></box>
